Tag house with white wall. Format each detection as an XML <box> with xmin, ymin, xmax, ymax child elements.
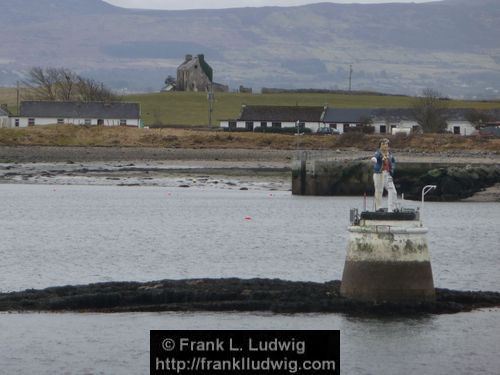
<box><xmin>220</xmin><ymin>105</ymin><xmax>498</xmax><ymax>136</ymax></box>
<box><xmin>221</xmin><ymin>106</ymin><xmax>419</xmax><ymax>134</ymax></box>
<box><xmin>322</xmin><ymin>107</ymin><xmax>425</xmax><ymax>134</ymax></box>
<box><xmin>322</xmin><ymin>108</ymin><xmax>376</xmax><ymax>134</ymax></box>
<box><xmin>370</xmin><ymin>108</ymin><xmax>420</xmax><ymax>135</ymax></box>
<box><xmin>10</xmin><ymin>101</ymin><xmax>141</xmax><ymax>128</ymax></box>
<box><xmin>444</xmin><ymin>110</ymin><xmax>479</xmax><ymax>136</ymax></box>
<box><xmin>446</xmin><ymin>120</ymin><xmax>476</xmax><ymax>136</ymax></box>
<box><xmin>220</xmin><ymin>105</ymin><xmax>325</xmax><ymax>132</ymax></box>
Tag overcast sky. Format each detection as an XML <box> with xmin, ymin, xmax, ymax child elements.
<box><xmin>104</xmin><ymin>0</ymin><xmax>438</xmax><ymax>10</ymax></box>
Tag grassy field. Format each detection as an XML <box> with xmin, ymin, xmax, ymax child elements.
<box><xmin>126</xmin><ymin>91</ymin><xmax>500</xmax><ymax>126</ymax></box>
<box><xmin>1</xmin><ymin>125</ymin><xmax>499</xmax><ymax>152</ymax></box>
<box><xmin>0</xmin><ymin>88</ymin><xmax>19</xmax><ymax>107</ymax></box>
<box><xmin>2</xmin><ymin>87</ymin><xmax>499</xmax><ymax>126</ymax></box>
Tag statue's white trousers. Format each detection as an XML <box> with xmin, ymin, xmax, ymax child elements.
<box><xmin>373</xmin><ymin>171</ymin><xmax>397</xmax><ymax>212</ymax></box>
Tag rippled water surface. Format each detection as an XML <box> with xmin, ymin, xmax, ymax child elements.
<box><xmin>1</xmin><ymin>310</ymin><xmax>499</xmax><ymax>375</ymax></box>
<box><xmin>1</xmin><ymin>183</ymin><xmax>499</xmax><ymax>374</ymax></box>
<box><xmin>1</xmin><ymin>184</ymin><xmax>499</xmax><ymax>292</ymax></box>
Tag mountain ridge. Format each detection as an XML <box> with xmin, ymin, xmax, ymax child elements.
<box><xmin>0</xmin><ymin>0</ymin><xmax>499</xmax><ymax>98</ymax></box>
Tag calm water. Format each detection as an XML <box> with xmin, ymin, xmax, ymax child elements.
<box><xmin>0</xmin><ymin>184</ymin><xmax>499</xmax><ymax>292</ymax></box>
<box><xmin>1</xmin><ymin>309</ymin><xmax>499</xmax><ymax>375</ymax></box>
<box><xmin>1</xmin><ymin>183</ymin><xmax>499</xmax><ymax>374</ymax></box>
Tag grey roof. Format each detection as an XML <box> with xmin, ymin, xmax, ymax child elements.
<box><xmin>323</xmin><ymin>108</ymin><xmax>376</xmax><ymax>123</ymax></box>
<box><xmin>229</xmin><ymin>105</ymin><xmax>500</xmax><ymax>124</ymax></box>
<box><xmin>324</xmin><ymin>107</ymin><xmax>500</xmax><ymax>122</ymax></box>
<box><xmin>323</xmin><ymin>107</ymin><xmax>414</xmax><ymax>123</ymax></box>
<box><xmin>19</xmin><ymin>101</ymin><xmax>140</xmax><ymax>119</ymax></box>
<box><xmin>443</xmin><ymin>108</ymin><xmax>500</xmax><ymax>121</ymax></box>
<box><xmin>370</xmin><ymin>108</ymin><xmax>415</xmax><ymax>121</ymax></box>
<box><xmin>239</xmin><ymin>105</ymin><xmax>324</xmax><ymax>122</ymax></box>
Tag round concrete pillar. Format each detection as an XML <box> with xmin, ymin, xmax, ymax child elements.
<box><xmin>340</xmin><ymin>211</ymin><xmax>435</xmax><ymax>303</ymax></box>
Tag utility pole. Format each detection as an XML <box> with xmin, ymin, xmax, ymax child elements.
<box><xmin>295</xmin><ymin>120</ymin><xmax>300</xmax><ymax>151</ymax></box>
<box><xmin>16</xmin><ymin>81</ymin><xmax>20</xmax><ymax>115</ymax></box>
<box><xmin>207</xmin><ymin>84</ymin><xmax>214</xmax><ymax>129</ymax></box>
<box><xmin>348</xmin><ymin>64</ymin><xmax>353</xmax><ymax>92</ymax></box>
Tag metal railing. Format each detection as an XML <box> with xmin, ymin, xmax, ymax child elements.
<box><xmin>420</xmin><ymin>185</ymin><xmax>437</xmax><ymax>225</ymax></box>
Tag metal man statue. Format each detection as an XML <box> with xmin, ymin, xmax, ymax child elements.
<box><xmin>371</xmin><ymin>138</ymin><xmax>397</xmax><ymax>212</ymax></box>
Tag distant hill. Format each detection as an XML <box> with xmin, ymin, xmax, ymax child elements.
<box><xmin>0</xmin><ymin>0</ymin><xmax>499</xmax><ymax>98</ymax></box>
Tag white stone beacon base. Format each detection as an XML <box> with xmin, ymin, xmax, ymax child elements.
<box><xmin>340</xmin><ymin>209</ymin><xmax>435</xmax><ymax>303</ymax></box>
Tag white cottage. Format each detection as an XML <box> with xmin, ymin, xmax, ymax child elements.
<box><xmin>445</xmin><ymin>115</ymin><xmax>477</xmax><ymax>136</ymax></box>
<box><xmin>220</xmin><ymin>105</ymin><xmax>496</xmax><ymax>136</ymax></box>
<box><xmin>323</xmin><ymin>107</ymin><xmax>422</xmax><ymax>135</ymax></box>
<box><xmin>11</xmin><ymin>101</ymin><xmax>141</xmax><ymax>128</ymax></box>
<box><xmin>220</xmin><ymin>105</ymin><xmax>325</xmax><ymax>132</ymax></box>
<box><xmin>322</xmin><ymin>108</ymin><xmax>375</xmax><ymax>134</ymax></box>
<box><xmin>446</xmin><ymin>109</ymin><xmax>500</xmax><ymax>135</ymax></box>
<box><xmin>370</xmin><ymin>108</ymin><xmax>420</xmax><ymax>135</ymax></box>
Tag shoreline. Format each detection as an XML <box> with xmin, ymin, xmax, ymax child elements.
<box><xmin>1</xmin><ymin>146</ymin><xmax>499</xmax><ymax>201</ymax></box>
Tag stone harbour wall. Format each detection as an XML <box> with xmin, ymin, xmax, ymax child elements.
<box><xmin>292</xmin><ymin>158</ymin><xmax>500</xmax><ymax>201</ymax></box>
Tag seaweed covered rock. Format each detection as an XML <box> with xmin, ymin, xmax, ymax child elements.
<box><xmin>1</xmin><ymin>278</ymin><xmax>500</xmax><ymax>316</ymax></box>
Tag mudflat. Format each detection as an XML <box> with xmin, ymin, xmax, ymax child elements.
<box><xmin>1</xmin><ymin>146</ymin><xmax>499</xmax><ymax>201</ymax></box>
<box><xmin>0</xmin><ymin>145</ymin><xmax>498</xmax><ymax>165</ymax></box>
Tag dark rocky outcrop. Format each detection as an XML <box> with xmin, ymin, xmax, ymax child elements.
<box><xmin>1</xmin><ymin>278</ymin><xmax>499</xmax><ymax>316</ymax></box>
<box><xmin>292</xmin><ymin>160</ymin><xmax>500</xmax><ymax>201</ymax></box>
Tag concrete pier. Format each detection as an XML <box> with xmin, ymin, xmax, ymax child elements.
<box><xmin>340</xmin><ymin>210</ymin><xmax>435</xmax><ymax>303</ymax></box>
<box><xmin>291</xmin><ymin>152</ymin><xmax>500</xmax><ymax>200</ymax></box>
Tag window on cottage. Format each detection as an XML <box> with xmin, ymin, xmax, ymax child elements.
<box><xmin>229</xmin><ymin>121</ymin><xmax>237</xmax><ymax>130</ymax></box>
<box><xmin>260</xmin><ymin>122</ymin><xmax>267</xmax><ymax>128</ymax></box>
<box><xmin>245</xmin><ymin>121</ymin><xmax>254</xmax><ymax>131</ymax></box>
<box><xmin>453</xmin><ymin>126</ymin><xmax>460</xmax><ymax>135</ymax></box>
<box><xmin>272</xmin><ymin>122</ymin><xmax>282</xmax><ymax>128</ymax></box>
<box><xmin>28</xmin><ymin>118</ymin><xmax>35</xmax><ymax>126</ymax></box>
<box><xmin>120</xmin><ymin>119</ymin><xmax>127</xmax><ymax>126</ymax></box>
<box><xmin>380</xmin><ymin>125</ymin><xmax>387</xmax><ymax>133</ymax></box>
<box><xmin>57</xmin><ymin>118</ymin><xmax>64</xmax><ymax>125</ymax></box>
<box><xmin>15</xmin><ymin>119</ymin><xmax>19</xmax><ymax>127</ymax></box>
<box><xmin>84</xmin><ymin>119</ymin><xmax>91</xmax><ymax>125</ymax></box>
<box><xmin>329</xmin><ymin>124</ymin><xmax>337</xmax><ymax>129</ymax></box>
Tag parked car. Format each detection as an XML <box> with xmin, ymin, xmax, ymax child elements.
<box><xmin>316</xmin><ymin>127</ymin><xmax>339</xmax><ymax>135</ymax></box>
<box><xmin>479</xmin><ymin>126</ymin><xmax>500</xmax><ymax>137</ymax></box>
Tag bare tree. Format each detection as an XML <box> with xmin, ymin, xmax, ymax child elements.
<box><xmin>77</xmin><ymin>77</ymin><xmax>117</xmax><ymax>102</ymax></box>
<box><xmin>23</xmin><ymin>67</ymin><xmax>119</xmax><ymax>102</ymax></box>
<box><xmin>464</xmin><ymin>109</ymin><xmax>494</xmax><ymax>129</ymax></box>
<box><xmin>412</xmin><ymin>88</ymin><xmax>448</xmax><ymax>133</ymax></box>
<box><xmin>55</xmin><ymin>68</ymin><xmax>78</xmax><ymax>101</ymax></box>
<box><xmin>24</xmin><ymin>67</ymin><xmax>59</xmax><ymax>100</ymax></box>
